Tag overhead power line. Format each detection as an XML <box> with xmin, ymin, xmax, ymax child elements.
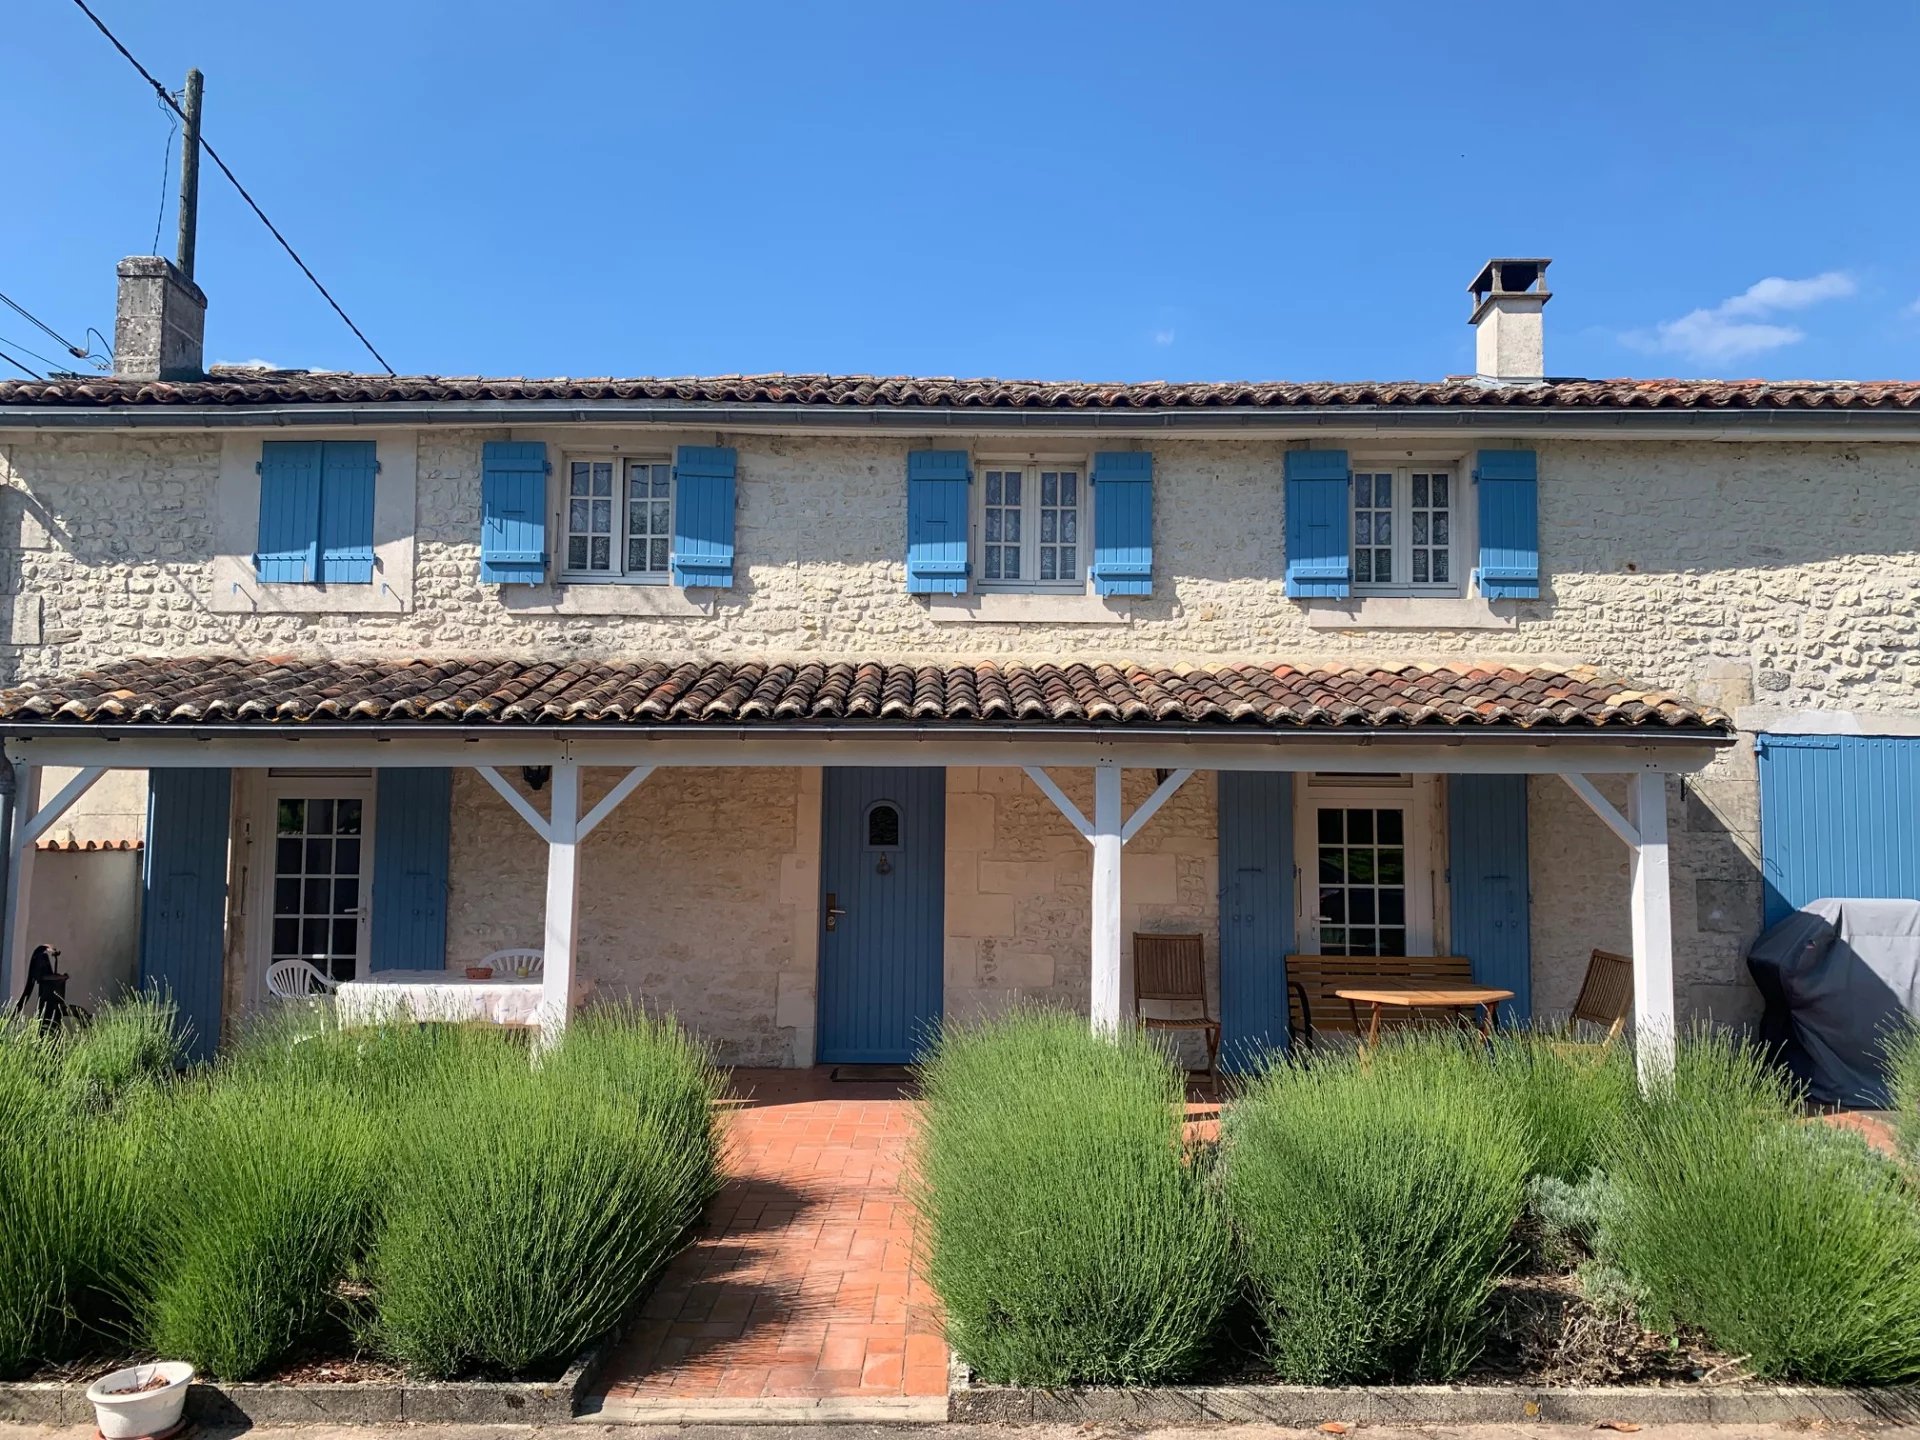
<box><xmin>0</xmin><ymin>289</ymin><xmax>90</xmax><ymax>361</ymax></box>
<box><xmin>0</xmin><ymin>349</ymin><xmax>45</xmax><ymax>382</ymax></box>
<box><xmin>69</xmin><ymin>0</ymin><xmax>397</xmax><ymax>376</ymax></box>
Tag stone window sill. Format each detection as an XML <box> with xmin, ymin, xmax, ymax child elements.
<box><xmin>923</xmin><ymin>593</ymin><xmax>1132</xmax><ymax>625</ymax></box>
<box><xmin>210</xmin><ymin>572</ymin><xmax>409</xmax><ymax>615</ymax></box>
<box><xmin>1300</xmin><ymin>595</ymin><xmax>1518</xmax><ymax>631</ymax></box>
<box><xmin>502</xmin><ymin>584</ymin><xmax>710</xmax><ymax>618</ymax></box>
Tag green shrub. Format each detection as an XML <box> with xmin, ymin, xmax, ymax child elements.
<box><xmin>372</xmin><ymin>1010</ymin><xmax>719</xmax><ymax>1378</ymax></box>
<box><xmin>57</xmin><ymin>992</ymin><xmax>183</xmax><ymax>1112</ymax></box>
<box><xmin>1602</xmin><ymin>1032</ymin><xmax>1920</xmax><ymax>1385</ymax></box>
<box><xmin>914</xmin><ymin>1008</ymin><xmax>1233</xmax><ymax>1387</ymax></box>
<box><xmin>0</xmin><ymin>1020</ymin><xmax>153</xmax><ymax>1375</ymax></box>
<box><xmin>1486</xmin><ymin>1032</ymin><xmax>1638</xmax><ymax>1182</ymax></box>
<box><xmin>1887</xmin><ymin>1021</ymin><xmax>1920</xmax><ymax>1160</ymax></box>
<box><xmin>1225</xmin><ymin>1034</ymin><xmax>1531</xmax><ymax>1385</ymax></box>
<box><xmin>142</xmin><ymin>1075</ymin><xmax>381</xmax><ymax>1379</ymax></box>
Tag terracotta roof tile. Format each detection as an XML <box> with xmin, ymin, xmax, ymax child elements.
<box><xmin>0</xmin><ymin>656</ymin><xmax>1733</xmax><ymax>735</ymax></box>
<box><xmin>0</xmin><ymin>371</ymin><xmax>1916</xmax><ymax>413</ymax></box>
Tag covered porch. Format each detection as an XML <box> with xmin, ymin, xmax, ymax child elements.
<box><xmin>0</xmin><ymin>658</ymin><xmax>1735</xmax><ymax>1085</ymax></box>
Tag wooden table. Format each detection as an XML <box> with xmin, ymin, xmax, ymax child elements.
<box><xmin>1332</xmin><ymin>981</ymin><xmax>1515</xmax><ymax>1046</ymax></box>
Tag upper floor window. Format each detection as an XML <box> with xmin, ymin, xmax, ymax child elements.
<box><xmin>979</xmin><ymin>461</ymin><xmax>1086</xmax><ymax>589</ymax></box>
<box><xmin>563</xmin><ymin>457</ymin><xmax>672</xmax><ymax>582</ymax></box>
<box><xmin>254</xmin><ymin>439</ymin><xmax>378</xmax><ymax>585</ymax></box>
<box><xmin>1352</xmin><ymin>466</ymin><xmax>1457</xmax><ymax>593</ymax></box>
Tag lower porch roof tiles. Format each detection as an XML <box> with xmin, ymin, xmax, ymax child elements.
<box><xmin>0</xmin><ymin>657</ymin><xmax>1733</xmax><ymax>736</ymax></box>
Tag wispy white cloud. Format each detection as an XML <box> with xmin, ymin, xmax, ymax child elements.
<box><xmin>1905</xmin><ymin>295</ymin><xmax>1920</xmax><ymax>319</ymax></box>
<box><xmin>1622</xmin><ymin>270</ymin><xmax>1856</xmax><ymax>365</ymax></box>
<box><xmin>1151</xmin><ymin>327</ymin><xmax>1176</xmax><ymax>347</ymax></box>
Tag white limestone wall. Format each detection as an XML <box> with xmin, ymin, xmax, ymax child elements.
<box><xmin>2</xmin><ymin>426</ymin><xmax>1916</xmax><ymax>1030</ymax></box>
<box><xmin>444</xmin><ymin>764</ymin><xmax>821</xmax><ymax>1067</ymax></box>
<box><xmin>944</xmin><ymin>766</ymin><xmax>1218</xmax><ymax>1060</ymax></box>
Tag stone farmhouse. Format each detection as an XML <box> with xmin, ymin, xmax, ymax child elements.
<box><xmin>0</xmin><ymin>254</ymin><xmax>1914</xmax><ymax>1072</ymax></box>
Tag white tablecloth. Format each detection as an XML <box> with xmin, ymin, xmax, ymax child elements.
<box><xmin>335</xmin><ymin>970</ymin><xmax>544</xmax><ymax>1027</ymax></box>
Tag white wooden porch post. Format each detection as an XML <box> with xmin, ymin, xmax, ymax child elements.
<box><xmin>539</xmin><ymin>759</ymin><xmax>581</xmax><ymax>1045</ymax></box>
<box><xmin>1627</xmin><ymin>769</ymin><xmax>1676</xmax><ymax>1087</ymax></box>
<box><xmin>1089</xmin><ymin>757</ymin><xmax>1124</xmax><ymax>1035</ymax></box>
<box><xmin>1</xmin><ymin>760</ymin><xmax>35</xmax><ymax>1004</ymax></box>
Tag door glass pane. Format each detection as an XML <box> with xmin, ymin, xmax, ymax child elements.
<box><xmin>269</xmin><ymin>794</ymin><xmax>367</xmax><ymax>984</ymax></box>
<box><xmin>1315</xmin><ymin>805</ymin><xmax>1411</xmax><ymax>957</ymax></box>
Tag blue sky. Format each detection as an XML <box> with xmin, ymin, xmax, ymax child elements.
<box><xmin>3</xmin><ymin>1</ymin><xmax>1917</xmax><ymax>383</ymax></box>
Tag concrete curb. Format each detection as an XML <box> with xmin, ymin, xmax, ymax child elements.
<box><xmin>948</xmin><ymin>1375</ymin><xmax>1920</xmax><ymax>1427</ymax></box>
<box><xmin>0</xmin><ymin>1337</ymin><xmax>608</xmax><ymax>1427</ymax></box>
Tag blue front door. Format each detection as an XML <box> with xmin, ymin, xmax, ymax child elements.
<box><xmin>817</xmin><ymin>767</ymin><xmax>945</xmax><ymax>1064</ymax></box>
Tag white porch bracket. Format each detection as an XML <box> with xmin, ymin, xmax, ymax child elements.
<box><xmin>1021</xmin><ymin>766</ymin><xmax>1093</xmax><ymax>840</ymax></box>
<box><xmin>476</xmin><ymin>765</ymin><xmax>552</xmax><ymax>843</ymax></box>
<box><xmin>1560</xmin><ymin>769</ymin><xmax>1674</xmax><ymax>1090</ymax></box>
<box><xmin>473</xmin><ymin>762</ymin><xmax>652</xmax><ymax>1047</ymax></box>
<box><xmin>1024</xmin><ymin>760</ymin><xmax>1194</xmax><ymax>1037</ymax></box>
<box><xmin>579</xmin><ymin>766</ymin><xmax>654</xmax><ymax>840</ymax></box>
<box><xmin>5</xmin><ymin>764</ymin><xmax>106</xmax><ymax>998</ymax></box>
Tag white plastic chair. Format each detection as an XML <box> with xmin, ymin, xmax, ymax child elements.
<box><xmin>482</xmin><ymin>948</ymin><xmax>544</xmax><ymax>979</ymax></box>
<box><xmin>266</xmin><ymin>958</ymin><xmax>337</xmax><ymax>999</ymax></box>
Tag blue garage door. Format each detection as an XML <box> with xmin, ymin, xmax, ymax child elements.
<box><xmin>1758</xmin><ymin>734</ymin><xmax>1920</xmax><ymax>926</ymax></box>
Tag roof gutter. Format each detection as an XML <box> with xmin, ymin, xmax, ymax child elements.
<box><xmin>0</xmin><ymin>719</ymin><xmax>1737</xmax><ymax>748</ymax></box>
<box><xmin>0</xmin><ymin>400</ymin><xmax>1916</xmax><ymax>438</ymax></box>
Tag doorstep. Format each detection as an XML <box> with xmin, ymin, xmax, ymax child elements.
<box><xmin>948</xmin><ymin>1370</ymin><xmax>1920</xmax><ymax>1427</ymax></box>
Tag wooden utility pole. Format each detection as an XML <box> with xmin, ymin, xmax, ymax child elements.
<box><xmin>175</xmin><ymin>68</ymin><xmax>203</xmax><ymax>279</ymax></box>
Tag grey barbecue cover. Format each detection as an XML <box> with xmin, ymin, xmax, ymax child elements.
<box><xmin>1747</xmin><ymin>897</ymin><xmax>1920</xmax><ymax>1107</ymax></box>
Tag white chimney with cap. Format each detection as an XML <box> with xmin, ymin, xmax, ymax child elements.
<box><xmin>1469</xmin><ymin>258</ymin><xmax>1551</xmax><ymax>383</ymax></box>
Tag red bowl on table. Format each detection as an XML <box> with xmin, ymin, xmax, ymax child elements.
<box><xmin>464</xmin><ymin>965</ymin><xmax>494</xmax><ymax>980</ymax></box>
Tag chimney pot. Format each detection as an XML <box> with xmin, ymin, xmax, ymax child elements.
<box><xmin>114</xmin><ymin>256</ymin><xmax>206</xmax><ymax>381</ymax></box>
<box><xmin>1468</xmin><ymin>257</ymin><xmax>1551</xmax><ymax>383</ymax></box>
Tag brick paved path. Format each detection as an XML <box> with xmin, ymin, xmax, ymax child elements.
<box><xmin>590</xmin><ymin>1070</ymin><xmax>945</xmax><ymax>1415</ymax></box>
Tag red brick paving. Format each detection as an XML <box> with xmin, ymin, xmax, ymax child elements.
<box><xmin>592</xmin><ymin>1068</ymin><xmax>947</xmax><ymax>1405</ymax></box>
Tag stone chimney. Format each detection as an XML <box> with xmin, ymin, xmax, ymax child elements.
<box><xmin>113</xmin><ymin>256</ymin><xmax>206</xmax><ymax>381</ymax></box>
<box><xmin>1468</xmin><ymin>258</ymin><xmax>1551</xmax><ymax>383</ymax></box>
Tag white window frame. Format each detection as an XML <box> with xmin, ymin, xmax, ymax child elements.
<box><xmin>1293</xmin><ymin>774</ymin><xmax>1440</xmax><ymax>957</ymax></box>
<box><xmin>1348</xmin><ymin>455</ymin><xmax>1469</xmax><ymax>598</ymax></box>
<box><xmin>558</xmin><ymin>453</ymin><xmax>675</xmax><ymax>585</ymax></box>
<box><xmin>973</xmin><ymin>453</ymin><xmax>1092</xmax><ymax>594</ymax></box>
<box><xmin>247</xmin><ymin>772</ymin><xmax>376</xmax><ymax>1006</ymax></box>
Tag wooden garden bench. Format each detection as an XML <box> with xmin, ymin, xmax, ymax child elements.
<box><xmin>1284</xmin><ymin>952</ymin><xmax>1475</xmax><ymax>1046</ymax></box>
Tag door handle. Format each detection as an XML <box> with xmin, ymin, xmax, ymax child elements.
<box><xmin>824</xmin><ymin>892</ymin><xmax>847</xmax><ymax>932</ymax></box>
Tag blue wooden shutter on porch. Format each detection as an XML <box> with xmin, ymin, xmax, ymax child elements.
<box><xmin>671</xmin><ymin>445</ymin><xmax>737</xmax><ymax>588</ymax></box>
<box><xmin>317</xmin><ymin>441</ymin><xmax>378</xmax><ymax>583</ymax></box>
<box><xmin>254</xmin><ymin>441</ymin><xmax>324</xmax><ymax>582</ymax></box>
<box><xmin>1283</xmin><ymin>450</ymin><xmax>1351</xmax><ymax>597</ymax></box>
<box><xmin>370</xmin><ymin>768</ymin><xmax>452</xmax><ymax>972</ymax></box>
<box><xmin>1218</xmin><ymin>771</ymin><xmax>1295</xmax><ymax>1067</ymax></box>
<box><xmin>905</xmin><ymin>449</ymin><xmax>970</xmax><ymax>593</ymax></box>
<box><xmin>1090</xmin><ymin>451</ymin><xmax>1154</xmax><ymax>596</ymax></box>
<box><xmin>1447</xmin><ymin>773</ymin><xmax>1531</xmax><ymax>1020</ymax></box>
<box><xmin>139</xmin><ymin>768</ymin><xmax>232</xmax><ymax>1061</ymax></box>
<box><xmin>480</xmin><ymin>441</ymin><xmax>550</xmax><ymax>583</ymax></box>
<box><xmin>1473</xmin><ymin>449</ymin><xmax>1541</xmax><ymax>599</ymax></box>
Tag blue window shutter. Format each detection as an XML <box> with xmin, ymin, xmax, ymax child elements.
<box><xmin>1447</xmin><ymin>773</ymin><xmax>1531</xmax><ymax>1021</ymax></box>
<box><xmin>671</xmin><ymin>445</ymin><xmax>737</xmax><ymax>588</ymax></box>
<box><xmin>254</xmin><ymin>441</ymin><xmax>323</xmax><ymax>583</ymax></box>
<box><xmin>905</xmin><ymin>449</ymin><xmax>970</xmax><ymax>593</ymax></box>
<box><xmin>1284</xmin><ymin>449</ymin><xmax>1351</xmax><ymax>597</ymax></box>
<box><xmin>1759</xmin><ymin>734</ymin><xmax>1920</xmax><ymax>926</ymax></box>
<box><xmin>370</xmin><ymin>768</ymin><xmax>452</xmax><ymax>971</ymax></box>
<box><xmin>139</xmin><ymin>768</ymin><xmax>232</xmax><ymax>1061</ymax></box>
<box><xmin>1218</xmin><ymin>771</ymin><xmax>1295</xmax><ymax>1068</ymax></box>
<box><xmin>480</xmin><ymin>441</ymin><xmax>550</xmax><ymax>584</ymax></box>
<box><xmin>1474</xmin><ymin>449</ymin><xmax>1541</xmax><ymax>600</ymax></box>
<box><xmin>1090</xmin><ymin>451</ymin><xmax>1154</xmax><ymax>596</ymax></box>
<box><xmin>317</xmin><ymin>441</ymin><xmax>378</xmax><ymax>584</ymax></box>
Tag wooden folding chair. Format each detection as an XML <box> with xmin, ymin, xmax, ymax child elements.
<box><xmin>1568</xmin><ymin>948</ymin><xmax>1633</xmax><ymax>1044</ymax></box>
<box><xmin>1134</xmin><ymin>933</ymin><xmax>1219</xmax><ymax>1072</ymax></box>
